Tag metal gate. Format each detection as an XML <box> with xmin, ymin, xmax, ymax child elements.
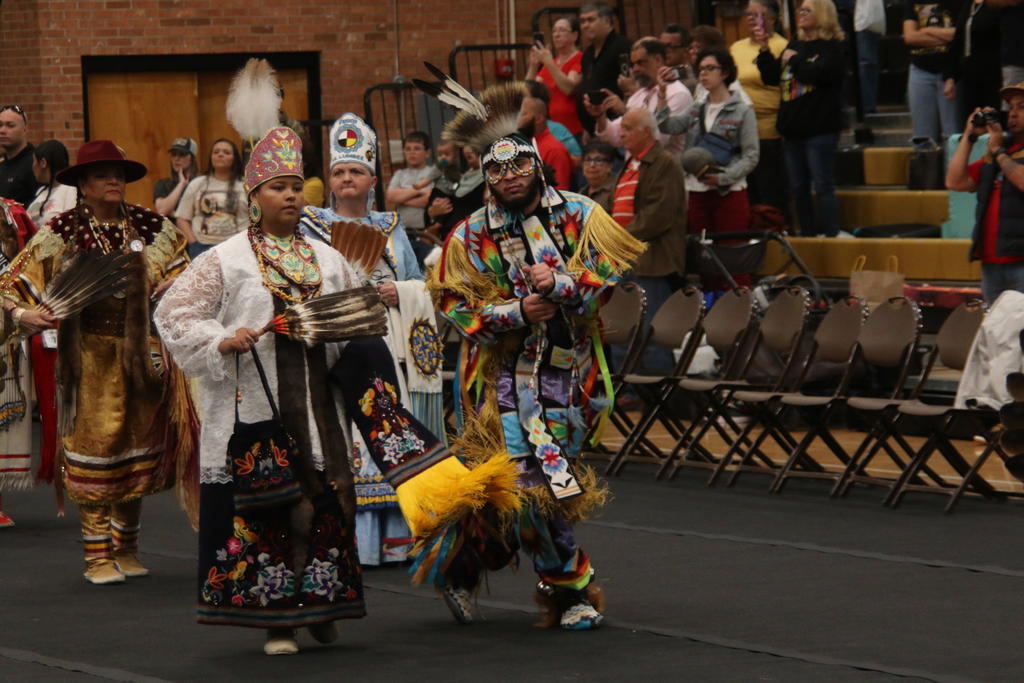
<box><xmin>362</xmin><ymin>82</ymin><xmax>451</xmax><ymax>210</ymax></box>
<box><xmin>447</xmin><ymin>43</ymin><xmax>534</xmax><ymax>93</ymax></box>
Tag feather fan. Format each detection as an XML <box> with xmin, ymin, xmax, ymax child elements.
<box><xmin>263</xmin><ymin>286</ymin><xmax>388</xmax><ymax>344</ymax></box>
<box><xmin>226</xmin><ymin>58</ymin><xmax>282</xmax><ymax>142</ymax></box>
<box><xmin>413</xmin><ymin>62</ymin><xmax>524</xmax><ymax>153</ymax></box>
<box><xmin>38</xmin><ymin>251</ymin><xmax>140</xmax><ymax>320</ymax></box>
<box><xmin>329</xmin><ymin>220</ymin><xmax>388</xmax><ymax>280</ymax></box>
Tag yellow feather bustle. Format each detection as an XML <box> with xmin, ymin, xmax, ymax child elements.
<box><xmin>395</xmin><ymin>453</ymin><xmax>522</xmax><ymax>540</ymax></box>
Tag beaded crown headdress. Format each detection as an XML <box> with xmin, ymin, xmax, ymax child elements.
<box><xmin>244</xmin><ymin>127</ymin><xmax>303</xmax><ymax>194</ymax></box>
<box><xmin>329</xmin><ymin>113</ymin><xmax>376</xmax><ymax>173</ymax></box>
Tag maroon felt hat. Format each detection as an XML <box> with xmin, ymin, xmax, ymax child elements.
<box><xmin>56</xmin><ymin>139</ymin><xmax>148</xmax><ymax>187</ymax></box>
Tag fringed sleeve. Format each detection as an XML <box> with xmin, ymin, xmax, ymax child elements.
<box><xmin>428</xmin><ymin>228</ymin><xmax>527</xmax><ymax>347</ymax></box>
<box><xmin>144</xmin><ymin>217</ymin><xmax>189</xmax><ymax>283</ymax></box>
<box><xmin>0</xmin><ymin>224</ymin><xmax>68</xmax><ymax>308</ymax></box>
<box><xmin>559</xmin><ymin>202</ymin><xmax>645</xmax><ymax>316</ymax></box>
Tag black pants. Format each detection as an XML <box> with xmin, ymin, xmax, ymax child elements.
<box><xmin>747</xmin><ymin>138</ymin><xmax>791</xmax><ymax>225</ymax></box>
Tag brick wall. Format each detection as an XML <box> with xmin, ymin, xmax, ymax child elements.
<box><xmin>0</xmin><ymin>0</ymin><xmax>691</xmax><ymax>155</ymax></box>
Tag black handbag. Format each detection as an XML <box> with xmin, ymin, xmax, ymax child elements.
<box><xmin>227</xmin><ymin>348</ymin><xmax>303</xmax><ymax>511</ymax></box>
<box><xmin>907</xmin><ymin>148</ymin><xmax>945</xmax><ymax>190</ymax></box>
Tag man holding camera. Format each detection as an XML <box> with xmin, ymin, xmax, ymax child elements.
<box><xmin>585</xmin><ymin>38</ymin><xmax>692</xmax><ymax>161</ymax></box>
<box><xmin>947</xmin><ymin>83</ymin><xmax>1024</xmax><ymax>302</ymax></box>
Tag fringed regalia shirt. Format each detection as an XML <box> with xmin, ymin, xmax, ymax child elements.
<box><xmin>430</xmin><ymin>188</ymin><xmax>643</xmax><ymax>513</ymax></box>
<box><xmin>0</xmin><ymin>204</ymin><xmax>188</xmax><ymax>505</ymax></box>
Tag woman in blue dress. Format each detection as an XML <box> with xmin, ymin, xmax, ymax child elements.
<box><xmin>299</xmin><ymin>113</ymin><xmax>447</xmax><ymax>566</ymax></box>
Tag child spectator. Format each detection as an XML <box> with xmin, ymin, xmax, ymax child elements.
<box><xmin>385</xmin><ymin>131</ymin><xmax>436</xmax><ymax>235</ymax></box>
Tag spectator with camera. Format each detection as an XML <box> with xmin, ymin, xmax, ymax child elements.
<box><xmin>527</xmin><ymin>16</ymin><xmax>584</xmax><ymax>139</ymax></box>
<box><xmin>577</xmin><ymin>2</ymin><xmax>633</xmax><ymax>134</ymax></box>
<box><xmin>587</xmin><ymin>37</ymin><xmax>693</xmax><ymax>160</ymax></box>
<box><xmin>731</xmin><ymin>1</ymin><xmax>790</xmax><ymax>218</ymax></box>
<box><xmin>755</xmin><ymin>0</ymin><xmax>846</xmax><ymax>237</ymax></box>
<box><xmin>661</xmin><ymin>24</ymin><xmax>698</xmax><ymax>93</ymax></box>
<box><xmin>946</xmin><ymin>85</ymin><xmax>1024</xmax><ymax>302</ymax></box>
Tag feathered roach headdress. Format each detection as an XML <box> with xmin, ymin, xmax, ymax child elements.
<box><xmin>413</xmin><ymin>63</ymin><xmax>537</xmax><ymax>176</ymax></box>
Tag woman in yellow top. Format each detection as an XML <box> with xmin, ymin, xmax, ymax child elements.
<box><xmin>730</xmin><ymin>0</ymin><xmax>791</xmax><ymax>219</ymax></box>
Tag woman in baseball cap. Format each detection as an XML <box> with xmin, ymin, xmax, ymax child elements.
<box><xmin>154</xmin><ymin>137</ymin><xmax>198</xmax><ymax>217</ymax></box>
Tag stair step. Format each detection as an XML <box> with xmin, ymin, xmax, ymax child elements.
<box><xmin>865</xmin><ymin>111</ymin><xmax>912</xmax><ymax>130</ymax></box>
<box><xmin>836</xmin><ymin>188</ymin><xmax>948</xmax><ymax>230</ymax></box>
<box><xmin>841</xmin><ymin>130</ymin><xmax>911</xmax><ymax>147</ymax></box>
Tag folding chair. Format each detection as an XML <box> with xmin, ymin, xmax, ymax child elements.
<box><xmin>831</xmin><ymin>300</ymin><xmax>985</xmax><ymax>500</ymax></box>
<box><xmin>604</xmin><ymin>286</ymin><xmax>706</xmax><ymax>476</ymax></box>
<box><xmin>581</xmin><ymin>281</ymin><xmax>648</xmax><ymax>461</ymax></box>
<box><xmin>768</xmin><ymin>296</ymin><xmax>922</xmax><ymax>494</ymax></box>
<box><xmin>884</xmin><ymin>303</ymin><xmax>1019</xmax><ymax>512</ymax></box>
<box><xmin>717</xmin><ymin>295</ymin><xmax>867</xmax><ymax>488</ymax></box>
<box><xmin>650</xmin><ymin>287</ymin><xmax>761</xmax><ymax>480</ymax></box>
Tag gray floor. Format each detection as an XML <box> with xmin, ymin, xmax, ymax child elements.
<box><xmin>2</xmin><ymin>462</ymin><xmax>1023</xmax><ymax>682</ymax></box>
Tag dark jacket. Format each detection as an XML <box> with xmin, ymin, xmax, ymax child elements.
<box><xmin>577</xmin><ymin>30</ymin><xmax>634</xmax><ymax>134</ymax></box>
<box><xmin>622</xmin><ymin>141</ymin><xmax>687</xmax><ymax>277</ymax></box>
<box><xmin>756</xmin><ymin>38</ymin><xmax>846</xmax><ymax>139</ymax></box>
<box><xmin>971</xmin><ymin>147</ymin><xmax>1024</xmax><ymax>260</ymax></box>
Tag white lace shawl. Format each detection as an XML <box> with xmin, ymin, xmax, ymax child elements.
<box><xmin>153</xmin><ymin>232</ymin><xmax>361</xmax><ymax>484</ymax></box>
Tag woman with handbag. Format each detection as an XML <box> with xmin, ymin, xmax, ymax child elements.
<box><xmin>154</xmin><ymin>124</ymin><xmax>368</xmax><ymax>655</ymax></box>
<box><xmin>754</xmin><ymin>0</ymin><xmax>847</xmax><ymax>237</ymax></box>
<box><xmin>656</xmin><ymin>47</ymin><xmax>760</xmax><ymax>287</ymax></box>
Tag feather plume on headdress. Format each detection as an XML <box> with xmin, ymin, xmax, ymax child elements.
<box><xmin>413</xmin><ymin>62</ymin><xmax>524</xmax><ymax>153</ymax></box>
<box><xmin>226</xmin><ymin>58</ymin><xmax>282</xmax><ymax>142</ymax></box>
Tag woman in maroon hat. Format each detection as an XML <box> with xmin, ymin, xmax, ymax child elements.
<box><xmin>0</xmin><ymin>139</ymin><xmax>190</xmax><ymax>585</ymax></box>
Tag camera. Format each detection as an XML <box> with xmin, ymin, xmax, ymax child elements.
<box><xmin>972</xmin><ymin>109</ymin><xmax>1006</xmax><ymax>128</ymax></box>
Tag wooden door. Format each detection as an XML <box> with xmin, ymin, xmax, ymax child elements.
<box><xmin>86</xmin><ymin>68</ymin><xmax>310</xmax><ymax>208</ymax></box>
<box><xmin>87</xmin><ymin>72</ymin><xmax>201</xmax><ymax>206</ymax></box>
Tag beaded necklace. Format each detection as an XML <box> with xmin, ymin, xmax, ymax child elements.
<box><xmin>247</xmin><ymin>222</ymin><xmax>322</xmax><ymax>303</ymax></box>
<box><xmin>83</xmin><ymin>205</ymin><xmax>143</xmax><ymax>254</ymax></box>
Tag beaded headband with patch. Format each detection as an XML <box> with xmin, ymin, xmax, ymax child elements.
<box><xmin>481</xmin><ymin>134</ymin><xmax>539</xmax><ymax>184</ymax></box>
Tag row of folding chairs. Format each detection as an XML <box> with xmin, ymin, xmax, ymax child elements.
<box><xmin>595</xmin><ymin>283</ymin><xmax>1019</xmax><ymax>512</ymax></box>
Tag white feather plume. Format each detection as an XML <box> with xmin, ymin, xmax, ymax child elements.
<box><xmin>226</xmin><ymin>58</ymin><xmax>282</xmax><ymax>141</ymax></box>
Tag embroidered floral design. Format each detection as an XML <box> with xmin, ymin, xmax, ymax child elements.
<box><xmin>200</xmin><ymin>509</ymin><xmax>363</xmax><ymax>614</ymax></box>
<box><xmin>231</xmin><ymin>438</ymin><xmax>296</xmax><ymax>496</ymax></box>
<box><xmin>356</xmin><ymin>375</ymin><xmax>426</xmax><ymax>468</ymax></box>
<box><xmin>250</xmin><ymin>562</ymin><xmax>295</xmax><ymax>606</ymax></box>
<box><xmin>302</xmin><ymin>554</ymin><xmax>343</xmax><ymax>599</ymax></box>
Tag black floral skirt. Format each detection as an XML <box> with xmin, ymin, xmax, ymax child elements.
<box><xmin>196</xmin><ymin>481</ymin><xmax>366</xmax><ymax>629</ymax></box>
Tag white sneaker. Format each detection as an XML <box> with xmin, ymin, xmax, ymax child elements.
<box><xmin>559</xmin><ymin>600</ymin><xmax>604</xmax><ymax>630</ymax></box>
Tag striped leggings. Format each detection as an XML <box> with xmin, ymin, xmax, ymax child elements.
<box><xmin>79</xmin><ymin>500</ymin><xmax>142</xmax><ymax>566</ymax></box>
